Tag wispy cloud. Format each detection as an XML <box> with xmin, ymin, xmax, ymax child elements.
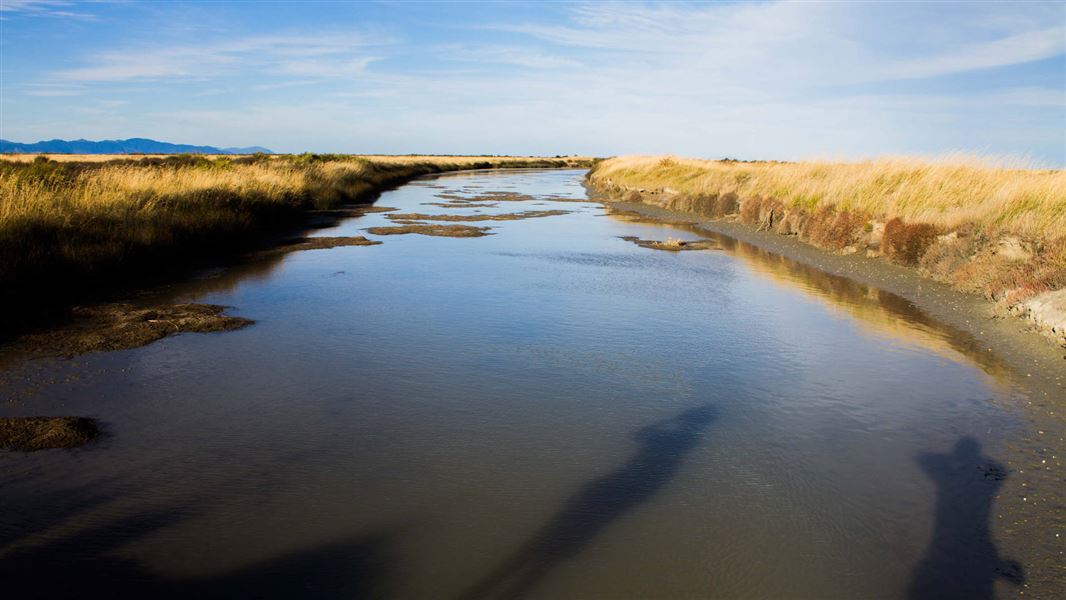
<box><xmin>498</xmin><ymin>1</ymin><xmax>1064</xmax><ymax>85</ymax></box>
<box><xmin>22</xmin><ymin>82</ymin><xmax>86</xmax><ymax>97</ymax></box>
<box><xmin>884</xmin><ymin>26</ymin><xmax>1066</xmax><ymax>80</ymax></box>
<box><xmin>0</xmin><ymin>0</ymin><xmax>97</xmax><ymax>20</ymax></box>
<box><xmin>52</xmin><ymin>33</ymin><xmax>388</xmax><ymax>83</ymax></box>
<box><xmin>436</xmin><ymin>44</ymin><xmax>581</xmax><ymax>69</ymax></box>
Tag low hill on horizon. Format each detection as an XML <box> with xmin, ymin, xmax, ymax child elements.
<box><xmin>0</xmin><ymin>138</ymin><xmax>272</xmax><ymax>155</ymax></box>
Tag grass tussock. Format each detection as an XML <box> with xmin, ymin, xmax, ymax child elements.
<box><xmin>589</xmin><ymin>155</ymin><xmax>1066</xmax><ymax>300</ymax></box>
<box><xmin>0</xmin><ymin>154</ymin><xmax>590</xmax><ymax>318</ymax></box>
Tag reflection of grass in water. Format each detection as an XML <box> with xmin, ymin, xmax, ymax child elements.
<box><xmin>724</xmin><ymin>235</ymin><xmax>1011</xmax><ymax>381</ymax></box>
<box><xmin>606</xmin><ymin>210</ymin><xmax>1010</xmax><ymax>381</ymax></box>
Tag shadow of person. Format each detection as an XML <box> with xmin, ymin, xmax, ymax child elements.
<box><xmin>909</xmin><ymin>437</ymin><xmax>1024</xmax><ymax>600</ymax></box>
<box><xmin>458</xmin><ymin>404</ymin><xmax>718</xmax><ymax>600</ymax></box>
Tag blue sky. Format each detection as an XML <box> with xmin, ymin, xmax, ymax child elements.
<box><xmin>2</xmin><ymin>1</ymin><xmax>1064</xmax><ymax>163</ymax></box>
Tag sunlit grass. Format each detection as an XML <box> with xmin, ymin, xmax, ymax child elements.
<box><xmin>0</xmin><ymin>153</ymin><xmax>591</xmax><ymax>290</ymax></box>
<box><xmin>589</xmin><ymin>155</ymin><xmax>1066</xmax><ymax>301</ymax></box>
<box><xmin>589</xmin><ymin>155</ymin><xmax>1066</xmax><ymax>241</ymax></box>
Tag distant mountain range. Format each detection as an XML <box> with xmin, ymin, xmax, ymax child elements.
<box><xmin>0</xmin><ymin>138</ymin><xmax>273</xmax><ymax>155</ymax></box>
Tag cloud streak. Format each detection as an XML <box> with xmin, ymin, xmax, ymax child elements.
<box><xmin>52</xmin><ymin>34</ymin><xmax>389</xmax><ymax>82</ymax></box>
<box><xmin>0</xmin><ymin>0</ymin><xmax>97</xmax><ymax>20</ymax></box>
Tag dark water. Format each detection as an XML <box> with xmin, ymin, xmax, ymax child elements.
<box><xmin>0</xmin><ymin>170</ymin><xmax>1051</xmax><ymax>598</ymax></box>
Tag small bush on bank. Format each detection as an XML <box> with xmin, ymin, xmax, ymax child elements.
<box><xmin>881</xmin><ymin>218</ymin><xmax>939</xmax><ymax>265</ymax></box>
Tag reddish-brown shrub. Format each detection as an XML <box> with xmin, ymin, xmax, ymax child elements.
<box><xmin>882</xmin><ymin>218</ymin><xmax>939</xmax><ymax>266</ymax></box>
<box><xmin>739</xmin><ymin>196</ymin><xmax>762</xmax><ymax>224</ymax></box>
<box><xmin>713</xmin><ymin>192</ymin><xmax>739</xmax><ymax>216</ymax></box>
<box><xmin>804</xmin><ymin>207</ymin><xmax>865</xmax><ymax>250</ymax></box>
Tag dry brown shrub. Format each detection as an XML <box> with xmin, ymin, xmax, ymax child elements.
<box><xmin>713</xmin><ymin>192</ymin><xmax>739</xmax><ymax>216</ymax></box>
<box><xmin>807</xmin><ymin>208</ymin><xmax>867</xmax><ymax>250</ymax></box>
<box><xmin>739</xmin><ymin>196</ymin><xmax>762</xmax><ymax>224</ymax></box>
<box><xmin>883</xmin><ymin>218</ymin><xmax>939</xmax><ymax>265</ymax></box>
<box><xmin>978</xmin><ymin>237</ymin><xmax>1066</xmax><ymax>300</ymax></box>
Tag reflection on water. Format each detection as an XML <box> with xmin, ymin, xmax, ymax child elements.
<box><xmin>604</xmin><ymin>207</ymin><xmax>1010</xmax><ymax>381</ymax></box>
<box><xmin>0</xmin><ymin>170</ymin><xmax>1046</xmax><ymax>598</ymax></box>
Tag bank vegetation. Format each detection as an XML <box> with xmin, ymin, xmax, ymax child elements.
<box><xmin>589</xmin><ymin>156</ymin><xmax>1066</xmax><ymax>309</ymax></box>
<box><xmin>0</xmin><ymin>153</ymin><xmax>591</xmax><ymax>326</ymax></box>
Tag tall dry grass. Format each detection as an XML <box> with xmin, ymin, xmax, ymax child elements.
<box><xmin>589</xmin><ymin>155</ymin><xmax>1066</xmax><ymax>301</ymax></box>
<box><xmin>590</xmin><ymin>155</ymin><xmax>1066</xmax><ymax>240</ymax></box>
<box><xmin>0</xmin><ymin>154</ymin><xmax>591</xmax><ymax>318</ymax></box>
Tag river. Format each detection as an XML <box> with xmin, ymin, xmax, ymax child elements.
<box><xmin>1</xmin><ymin>169</ymin><xmax>1060</xmax><ymax>599</ymax></box>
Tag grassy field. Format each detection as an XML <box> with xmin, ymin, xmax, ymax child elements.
<box><xmin>0</xmin><ymin>153</ymin><xmax>592</xmax><ymax>324</ymax></box>
<box><xmin>588</xmin><ymin>156</ymin><xmax>1066</xmax><ymax>303</ymax></box>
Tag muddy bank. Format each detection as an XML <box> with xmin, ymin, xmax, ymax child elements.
<box><xmin>0</xmin><ymin>416</ymin><xmax>99</xmax><ymax>451</ymax></box>
<box><xmin>619</xmin><ymin>236</ymin><xmax>717</xmax><ymax>252</ymax></box>
<box><xmin>15</xmin><ymin>303</ymin><xmax>253</xmax><ymax>357</ymax></box>
<box><xmin>366</xmin><ymin>224</ymin><xmax>493</xmax><ymax>238</ymax></box>
<box><xmin>422</xmin><ymin>202</ymin><xmax>499</xmax><ymax>208</ymax></box>
<box><xmin>255</xmin><ymin>236</ymin><xmax>381</xmax><ymax>259</ymax></box>
<box><xmin>435</xmin><ymin>192</ymin><xmax>536</xmax><ymax>203</ymax></box>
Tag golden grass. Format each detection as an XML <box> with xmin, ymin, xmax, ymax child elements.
<box><xmin>0</xmin><ymin>154</ymin><xmax>591</xmax><ymax>315</ymax></box>
<box><xmin>589</xmin><ymin>155</ymin><xmax>1066</xmax><ymax>300</ymax></box>
<box><xmin>589</xmin><ymin>155</ymin><xmax>1066</xmax><ymax>241</ymax></box>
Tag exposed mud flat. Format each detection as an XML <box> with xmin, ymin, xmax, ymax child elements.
<box><xmin>539</xmin><ymin>196</ymin><xmax>600</xmax><ymax>203</ymax></box>
<box><xmin>435</xmin><ymin>192</ymin><xmax>536</xmax><ymax>203</ymax></box>
<box><xmin>311</xmin><ymin>205</ymin><xmax>398</xmax><ymax>217</ymax></box>
<box><xmin>255</xmin><ymin>236</ymin><xmax>381</xmax><ymax>259</ymax></box>
<box><xmin>365</xmin><ymin>224</ymin><xmax>493</xmax><ymax>238</ymax></box>
<box><xmin>619</xmin><ymin>236</ymin><xmax>718</xmax><ymax>252</ymax></box>
<box><xmin>604</xmin><ymin>207</ymin><xmax>700</xmax><ymax>227</ymax></box>
<box><xmin>0</xmin><ymin>416</ymin><xmax>99</xmax><ymax>451</ymax></box>
<box><xmin>386</xmin><ymin>210</ymin><xmax>569</xmax><ymax>223</ymax></box>
<box><xmin>15</xmin><ymin>303</ymin><xmax>254</xmax><ymax>357</ymax></box>
<box><xmin>422</xmin><ymin>201</ymin><xmax>500</xmax><ymax>209</ymax></box>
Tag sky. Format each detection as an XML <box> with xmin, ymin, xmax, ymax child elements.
<box><xmin>1</xmin><ymin>0</ymin><xmax>1064</xmax><ymax>163</ymax></box>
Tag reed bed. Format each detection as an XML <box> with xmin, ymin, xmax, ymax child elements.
<box><xmin>0</xmin><ymin>154</ymin><xmax>590</xmax><ymax>316</ymax></box>
<box><xmin>589</xmin><ymin>155</ymin><xmax>1066</xmax><ymax>301</ymax></box>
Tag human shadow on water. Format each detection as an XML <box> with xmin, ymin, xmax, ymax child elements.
<box><xmin>0</xmin><ymin>504</ymin><xmax>395</xmax><ymax>600</ymax></box>
<box><xmin>909</xmin><ymin>437</ymin><xmax>1024</xmax><ymax>600</ymax></box>
<box><xmin>457</xmin><ymin>404</ymin><xmax>718</xmax><ymax>600</ymax></box>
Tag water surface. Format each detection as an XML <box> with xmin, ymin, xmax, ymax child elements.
<box><xmin>0</xmin><ymin>170</ymin><xmax>1051</xmax><ymax>598</ymax></box>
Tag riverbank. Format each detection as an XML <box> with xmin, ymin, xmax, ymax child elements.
<box><xmin>0</xmin><ymin>154</ymin><xmax>593</xmax><ymax>333</ymax></box>
<box><xmin>587</xmin><ymin>156</ymin><xmax>1066</xmax><ymax>346</ymax></box>
<box><xmin>595</xmin><ymin>199</ymin><xmax>1066</xmax><ymax>596</ymax></box>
